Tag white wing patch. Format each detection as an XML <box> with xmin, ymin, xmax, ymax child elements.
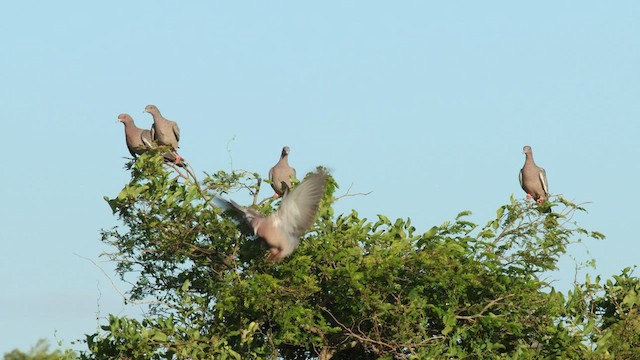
<box><xmin>539</xmin><ymin>168</ymin><xmax>549</xmax><ymax>195</ymax></box>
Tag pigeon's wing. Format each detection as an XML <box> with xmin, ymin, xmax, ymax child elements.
<box><xmin>213</xmin><ymin>196</ymin><xmax>262</xmax><ymax>234</ymax></box>
<box><xmin>538</xmin><ymin>167</ymin><xmax>549</xmax><ymax>196</ymax></box>
<box><xmin>268</xmin><ymin>166</ymin><xmax>278</xmax><ymax>192</ymax></box>
<box><xmin>126</xmin><ymin>144</ymin><xmax>137</xmax><ymax>158</ymax></box>
<box><xmin>519</xmin><ymin>169</ymin><xmax>524</xmax><ymax>191</ymax></box>
<box><xmin>141</xmin><ymin>129</ymin><xmax>155</xmax><ymax>149</ymax></box>
<box><xmin>276</xmin><ymin>170</ymin><xmax>327</xmax><ymax>237</ymax></box>
<box><xmin>172</xmin><ymin>121</ymin><xmax>180</xmax><ymax>143</ymax></box>
<box><xmin>150</xmin><ymin>123</ymin><xmax>157</xmax><ymax>142</ymax></box>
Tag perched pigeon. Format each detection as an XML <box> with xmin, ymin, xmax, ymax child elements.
<box><xmin>269</xmin><ymin>146</ymin><xmax>297</xmax><ymax>197</ymax></box>
<box><xmin>117</xmin><ymin>113</ymin><xmax>185</xmax><ymax>167</ymax></box>
<box><xmin>519</xmin><ymin>145</ymin><xmax>549</xmax><ymax>204</ymax></box>
<box><xmin>117</xmin><ymin>114</ymin><xmax>154</xmax><ymax>158</ymax></box>
<box><xmin>144</xmin><ymin>104</ymin><xmax>185</xmax><ymax>166</ymax></box>
<box><xmin>144</xmin><ymin>104</ymin><xmax>180</xmax><ymax>149</ymax></box>
<box><xmin>215</xmin><ymin>169</ymin><xmax>328</xmax><ymax>261</ymax></box>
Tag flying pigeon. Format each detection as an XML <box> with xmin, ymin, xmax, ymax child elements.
<box><xmin>269</xmin><ymin>146</ymin><xmax>297</xmax><ymax>198</ymax></box>
<box><xmin>144</xmin><ymin>104</ymin><xmax>185</xmax><ymax>166</ymax></box>
<box><xmin>117</xmin><ymin>114</ymin><xmax>154</xmax><ymax>158</ymax></box>
<box><xmin>519</xmin><ymin>145</ymin><xmax>550</xmax><ymax>205</ymax></box>
<box><xmin>215</xmin><ymin>168</ymin><xmax>328</xmax><ymax>261</ymax></box>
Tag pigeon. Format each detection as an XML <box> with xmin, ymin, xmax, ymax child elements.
<box><xmin>215</xmin><ymin>168</ymin><xmax>328</xmax><ymax>261</ymax></box>
<box><xmin>117</xmin><ymin>114</ymin><xmax>154</xmax><ymax>158</ymax></box>
<box><xmin>269</xmin><ymin>146</ymin><xmax>297</xmax><ymax>198</ymax></box>
<box><xmin>519</xmin><ymin>145</ymin><xmax>550</xmax><ymax>205</ymax></box>
<box><xmin>144</xmin><ymin>104</ymin><xmax>180</xmax><ymax>149</ymax></box>
<box><xmin>117</xmin><ymin>113</ymin><xmax>185</xmax><ymax>167</ymax></box>
<box><xmin>144</xmin><ymin>104</ymin><xmax>185</xmax><ymax>166</ymax></box>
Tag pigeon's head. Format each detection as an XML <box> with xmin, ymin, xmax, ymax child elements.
<box><xmin>282</xmin><ymin>146</ymin><xmax>291</xmax><ymax>157</ymax></box>
<box><xmin>523</xmin><ymin>145</ymin><xmax>533</xmax><ymax>155</ymax></box>
<box><xmin>117</xmin><ymin>113</ymin><xmax>133</xmax><ymax>124</ymax></box>
<box><xmin>144</xmin><ymin>104</ymin><xmax>159</xmax><ymax>115</ymax></box>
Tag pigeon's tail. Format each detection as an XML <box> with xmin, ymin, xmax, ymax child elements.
<box><xmin>213</xmin><ymin>196</ymin><xmax>245</xmax><ymax>214</ymax></box>
<box><xmin>163</xmin><ymin>151</ymin><xmax>187</xmax><ymax>168</ymax></box>
<box><xmin>174</xmin><ymin>158</ymin><xmax>187</xmax><ymax>168</ymax></box>
<box><xmin>213</xmin><ymin>196</ymin><xmax>233</xmax><ymax>211</ymax></box>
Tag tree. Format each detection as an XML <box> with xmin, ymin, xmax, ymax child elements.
<box><xmin>80</xmin><ymin>151</ymin><xmax>608</xmax><ymax>359</ymax></box>
<box><xmin>563</xmin><ymin>267</ymin><xmax>640</xmax><ymax>359</ymax></box>
<box><xmin>3</xmin><ymin>339</ymin><xmax>76</xmax><ymax>360</ymax></box>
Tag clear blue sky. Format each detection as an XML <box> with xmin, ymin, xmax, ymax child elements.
<box><xmin>1</xmin><ymin>1</ymin><xmax>639</xmax><ymax>354</ymax></box>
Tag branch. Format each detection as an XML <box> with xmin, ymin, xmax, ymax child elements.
<box><xmin>334</xmin><ymin>183</ymin><xmax>372</xmax><ymax>201</ymax></box>
<box><xmin>320</xmin><ymin>306</ymin><xmax>443</xmax><ymax>357</ymax></box>
<box><xmin>320</xmin><ymin>306</ymin><xmax>394</xmax><ymax>354</ymax></box>
<box><xmin>166</xmin><ymin>161</ymin><xmax>218</xmax><ymax>210</ymax></box>
<box><xmin>75</xmin><ymin>253</ymin><xmax>172</xmax><ymax>309</ymax></box>
<box><xmin>455</xmin><ymin>294</ymin><xmax>515</xmax><ymax>322</ymax></box>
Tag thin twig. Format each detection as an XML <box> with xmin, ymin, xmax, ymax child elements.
<box><xmin>455</xmin><ymin>294</ymin><xmax>515</xmax><ymax>321</ymax></box>
<box><xmin>166</xmin><ymin>161</ymin><xmax>218</xmax><ymax>210</ymax></box>
<box><xmin>74</xmin><ymin>253</ymin><xmax>172</xmax><ymax>308</ymax></box>
<box><xmin>320</xmin><ymin>306</ymin><xmax>396</xmax><ymax>352</ymax></box>
<box><xmin>334</xmin><ymin>183</ymin><xmax>372</xmax><ymax>201</ymax></box>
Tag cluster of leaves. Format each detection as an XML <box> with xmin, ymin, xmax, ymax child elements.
<box><xmin>562</xmin><ymin>267</ymin><xmax>640</xmax><ymax>359</ymax></box>
<box><xmin>3</xmin><ymin>340</ymin><xmax>76</xmax><ymax>360</ymax></box>
<box><xmin>25</xmin><ymin>151</ymin><xmax>632</xmax><ymax>359</ymax></box>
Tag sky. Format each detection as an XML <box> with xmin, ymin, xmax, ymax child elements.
<box><xmin>1</xmin><ymin>1</ymin><xmax>639</xmax><ymax>354</ymax></box>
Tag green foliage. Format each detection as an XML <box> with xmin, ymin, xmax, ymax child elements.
<box><xmin>79</xmin><ymin>152</ymin><xmax>631</xmax><ymax>359</ymax></box>
<box><xmin>579</xmin><ymin>267</ymin><xmax>640</xmax><ymax>359</ymax></box>
<box><xmin>3</xmin><ymin>339</ymin><xmax>76</xmax><ymax>360</ymax></box>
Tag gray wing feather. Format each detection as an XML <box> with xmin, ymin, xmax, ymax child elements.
<box><xmin>141</xmin><ymin>130</ymin><xmax>155</xmax><ymax>149</ymax></box>
<box><xmin>518</xmin><ymin>169</ymin><xmax>524</xmax><ymax>191</ymax></box>
<box><xmin>268</xmin><ymin>167</ymin><xmax>275</xmax><ymax>184</ymax></box>
<box><xmin>214</xmin><ymin>196</ymin><xmax>252</xmax><ymax>219</ymax></box>
<box><xmin>172</xmin><ymin>121</ymin><xmax>180</xmax><ymax>143</ymax></box>
<box><xmin>539</xmin><ymin>167</ymin><xmax>549</xmax><ymax>196</ymax></box>
<box><xmin>276</xmin><ymin>170</ymin><xmax>327</xmax><ymax>236</ymax></box>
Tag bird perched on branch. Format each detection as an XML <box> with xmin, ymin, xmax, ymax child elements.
<box><xmin>144</xmin><ymin>104</ymin><xmax>185</xmax><ymax>166</ymax></box>
<box><xmin>215</xmin><ymin>168</ymin><xmax>328</xmax><ymax>261</ymax></box>
<box><xmin>117</xmin><ymin>113</ymin><xmax>154</xmax><ymax>158</ymax></box>
<box><xmin>519</xmin><ymin>145</ymin><xmax>550</xmax><ymax>211</ymax></box>
<box><xmin>269</xmin><ymin>146</ymin><xmax>297</xmax><ymax>198</ymax></box>
<box><xmin>117</xmin><ymin>112</ymin><xmax>185</xmax><ymax>167</ymax></box>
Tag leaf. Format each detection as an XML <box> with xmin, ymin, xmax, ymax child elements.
<box><xmin>103</xmin><ymin>195</ymin><xmax>119</xmax><ymax>214</ymax></box>
<box><xmin>442</xmin><ymin>312</ymin><xmax>456</xmax><ymax>335</ymax></box>
<box><xmin>423</xmin><ymin>226</ymin><xmax>438</xmax><ymax>239</ymax></box>
<box><xmin>181</xmin><ymin>279</ymin><xmax>191</xmax><ymax>291</ymax></box>
<box><xmin>152</xmin><ymin>332</ymin><xmax>168</xmax><ymax>342</ymax></box>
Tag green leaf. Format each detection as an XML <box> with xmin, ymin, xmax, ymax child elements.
<box><xmin>152</xmin><ymin>332</ymin><xmax>168</xmax><ymax>342</ymax></box>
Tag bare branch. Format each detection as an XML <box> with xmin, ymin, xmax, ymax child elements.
<box><xmin>166</xmin><ymin>161</ymin><xmax>219</xmax><ymax>210</ymax></box>
<box><xmin>74</xmin><ymin>253</ymin><xmax>172</xmax><ymax>308</ymax></box>
<box><xmin>334</xmin><ymin>183</ymin><xmax>372</xmax><ymax>201</ymax></box>
<box><xmin>320</xmin><ymin>306</ymin><xmax>443</xmax><ymax>357</ymax></box>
